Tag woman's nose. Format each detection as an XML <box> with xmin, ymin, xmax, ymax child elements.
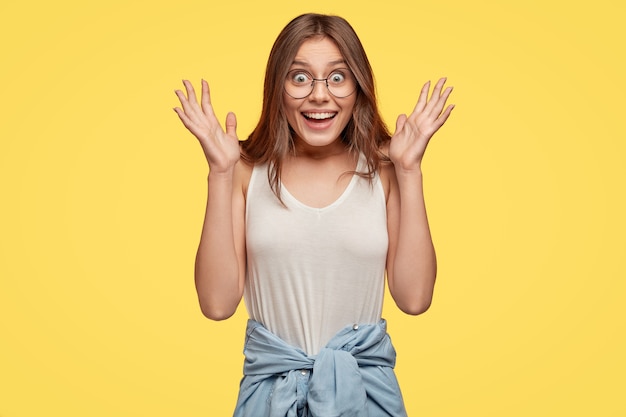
<box><xmin>308</xmin><ymin>79</ymin><xmax>330</xmax><ymax>101</ymax></box>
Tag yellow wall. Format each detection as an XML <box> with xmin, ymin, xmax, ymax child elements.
<box><xmin>1</xmin><ymin>0</ymin><xmax>624</xmax><ymax>415</ymax></box>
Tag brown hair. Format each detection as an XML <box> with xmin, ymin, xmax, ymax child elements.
<box><xmin>241</xmin><ymin>13</ymin><xmax>391</xmax><ymax>200</ymax></box>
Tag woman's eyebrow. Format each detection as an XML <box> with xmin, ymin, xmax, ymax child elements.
<box><xmin>290</xmin><ymin>59</ymin><xmax>347</xmax><ymax>67</ymax></box>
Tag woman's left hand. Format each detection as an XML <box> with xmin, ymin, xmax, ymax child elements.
<box><xmin>389</xmin><ymin>77</ymin><xmax>454</xmax><ymax>172</ymax></box>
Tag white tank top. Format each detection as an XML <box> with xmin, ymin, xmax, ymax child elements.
<box><xmin>244</xmin><ymin>156</ymin><xmax>388</xmax><ymax>355</ymax></box>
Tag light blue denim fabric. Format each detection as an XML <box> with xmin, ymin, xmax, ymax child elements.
<box><xmin>233</xmin><ymin>319</ymin><xmax>408</xmax><ymax>417</ymax></box>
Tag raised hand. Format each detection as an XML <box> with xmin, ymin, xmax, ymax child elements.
<box><xmin>174</xmin><ymin>80</ymin><xmax>241</xmax><ymax>173</ymax></box>
<box><xmin>389</xmin><ymin>78</ymin><xmax>454</xmax><ymax>172</ymax></box>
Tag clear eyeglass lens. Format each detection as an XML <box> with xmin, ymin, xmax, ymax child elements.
<box><xmin>285</xmin><ymin>69</ymin><xmax>356</xmax><ymax>98</ymax></box>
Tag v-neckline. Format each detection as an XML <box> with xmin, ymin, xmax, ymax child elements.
<box><xmin>280</xmin><ymin>155</ymin><xmax>363</xmax><ymax>212</ymax></box>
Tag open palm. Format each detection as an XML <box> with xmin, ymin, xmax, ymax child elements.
<box><xmin>389</xmin><ymin>78</ymin><xmax>454</xmax><ymax>171</ymax></box>
<box><xmin>174</xmin><ymin>79</ymin><xmax>240</xmax><ymax>173</ymax></box>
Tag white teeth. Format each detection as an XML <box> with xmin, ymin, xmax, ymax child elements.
<box><xmin>303</xmin><ymin>112</ymin><xmax>335</xmax><ymax>120</ymax></box>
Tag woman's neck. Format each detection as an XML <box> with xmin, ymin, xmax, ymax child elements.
<box><xmin>291</xmin><ymin>137</ymin><xmax>349</xmax><ymax>161</ymax></box>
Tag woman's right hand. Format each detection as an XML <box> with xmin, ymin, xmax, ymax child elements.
<box><xmin>174</xmin><ymin>80</ymin><xmax>240</xmax><ymax>173</ymax></box>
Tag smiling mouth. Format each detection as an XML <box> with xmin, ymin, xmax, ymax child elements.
<box><xmin>302</xmin><ymin>112</ymin><xmax>337</xmax><ymax>121</ymax></box>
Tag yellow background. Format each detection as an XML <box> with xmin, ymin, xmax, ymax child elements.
<box><xmin>1</xmin><ymin>0</ymin><xmax>624</xmax><ymax>415</ymax></box>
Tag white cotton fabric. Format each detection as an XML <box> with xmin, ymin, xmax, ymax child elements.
<box><xmin>244</xmin><ymin>156</ymin><xmax>388</xmax><ymax>355</ymax></box>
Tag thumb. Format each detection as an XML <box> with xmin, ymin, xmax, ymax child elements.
<box><xmin>395</xmin><ymin>114</ymin><xmax>407</xmax><ymax>135</ymax></box>
<box><xmin>225</xmin><ymin>112</ymin><xmax>238</xmax><ymax>137</ymax></box>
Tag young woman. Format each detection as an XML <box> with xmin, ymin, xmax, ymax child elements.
<box><xmin>174</xmin><ymin>13</ymin><xmax>453</xmax><ymax>417</ymax></box>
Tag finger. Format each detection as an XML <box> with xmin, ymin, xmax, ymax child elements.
<box><xmin>200</xmin><ymin>79</ymin><xmax>215</xmax><ymax>116</ymax></box>
<box><xmin>182</xmin><ymin>80</ymin><xmax>205</xmax><ymax>115</ymax></box>
<box><xmin>173</xmin><ymin>106</ymin><xmax>196</xmax><ymax>130</ymax></box>
<box><xmin>430</xmin><ymin>104</ymin><xmax>455</xmax><ymax>132</ymax></box>
<box><xmin>183</xmin><ymin>79</ymin><xmax>198</xmax><ymax>103</ymax></box>
<box><xmin>430</xmin><ymin>86</ymin><xmax>453</xmax><ymax>118</ymax></box>
<box><xmin>186</xmin><ymin>80</ymin><xmax>214</xmax><ymax>124</ymax></box>
<box><xmin>225</xmin><ymin>111</ymin><xmax>238</xmax><ymax>138</ymax></box>
<box><xmin>395</xmin><ymin>113</ymin><xmax>408</xmax><ymax>134</ymax></box>
<box><xmin>174</xmin><ymin>88</ymin><xmax>196</xmax><ymax>115</ymax></box>
<box><xmin>423</xmin><ymin>77</ymin><xmax>448</xmax><ymax>115</ymax></box>
<box><xmin>412</xmin><ymin>81</ymin><xmax>431</xmax><ymax>114</ymax></box>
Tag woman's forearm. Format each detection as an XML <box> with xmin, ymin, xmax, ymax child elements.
<box><xmin>194</xmin><ymin>169</ymin><xmax>245</xmax><ymax>320</ymax></box>
<box><xmin>389</xmin><ymin>169</ymin><xmax>437</xmax><ymax>315</ymax></box>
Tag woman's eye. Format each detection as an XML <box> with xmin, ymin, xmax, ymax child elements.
<box><xmin>291</xmin><ymin>72</ymin><xmax>310</xmax><ymax>84</ymax></box>
<box><xmin>329</xmin><ymin>72</ymin><xmax>346</xmax><ymax>84</ymax></box>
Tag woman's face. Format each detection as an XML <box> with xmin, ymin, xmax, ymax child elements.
<box><xmin>283</xmin><ymin>37</ymin><xmax>357</xmax><ymax>153</ymax></box>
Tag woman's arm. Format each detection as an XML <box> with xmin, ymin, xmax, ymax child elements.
<box><xmin>174</xmin><ymin>80</ymin><xmax>247</xmax><ymax>320</ymax></box>
<box><xmin>385</xmin><ymin>78</ymin><xmax>454</xmax><ymax>315</ymax></box>
<box><xmin>193</xmin><ymin>163</ymin><xmax>248</xmax><ymax>320</ymax></box>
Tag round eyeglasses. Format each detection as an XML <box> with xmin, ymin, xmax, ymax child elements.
<box><xmin>284</xmin><ymin>68</ymin><xmax>357</xmax><ymax>99</ymax></box>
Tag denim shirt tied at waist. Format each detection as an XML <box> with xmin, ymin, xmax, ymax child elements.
<box><xmin>233</xmin><ymin>319</ymin><xmax>407</xmax><ymax>417</ymax></box>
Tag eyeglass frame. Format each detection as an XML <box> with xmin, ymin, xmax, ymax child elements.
<box><xmin>283</xmin><ymin>68</ymin><xmax>358</xmax><ymax>99</ymax></box>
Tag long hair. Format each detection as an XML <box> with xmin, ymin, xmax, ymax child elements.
<box><xmin>241</xmin><ymin>13</ymin><xmax>391</xmax><ymax>201</ymax></box>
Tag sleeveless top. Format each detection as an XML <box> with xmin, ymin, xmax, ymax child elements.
<box><xmin>244</xmin><ymin>156</ymin><xmax>389</xmax><ymax>355</ymax></box>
